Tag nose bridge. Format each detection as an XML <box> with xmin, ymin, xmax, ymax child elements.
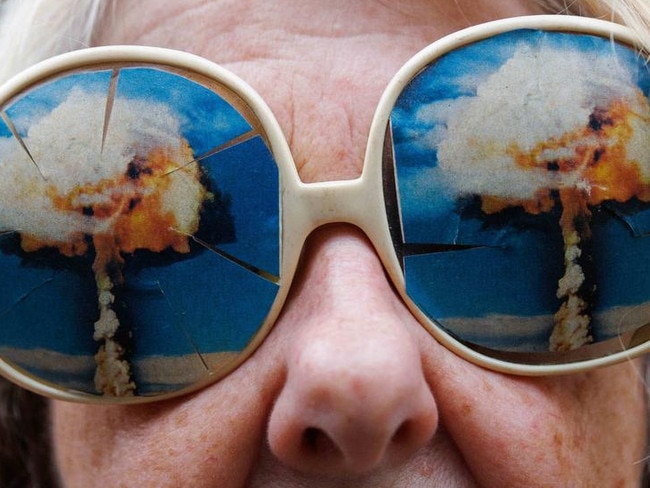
<box><xmin>295</xmin><ymin>178</ymin><xmax>372</xmax><ymax>228</ymax></box>
<box><xmin>278</xmin><ymin>169</ymin><xmax>407</xmax><ymax>309</ymax></box>
<box><xmin>282</xmin><ymin>174</ymin><xmax>390</xmax><ymax>248</ymax></box>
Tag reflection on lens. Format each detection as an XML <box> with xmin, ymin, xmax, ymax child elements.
<box><xmin>388</xmin><ymin>28</ymin><xmax>650</xmax><ymax>363</ymax></box>
<box><xmin>0</xmin><ymin>64</ymin><xmax>280</xmax><ymax>397</ymax></box>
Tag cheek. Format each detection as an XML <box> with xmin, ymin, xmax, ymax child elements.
<box><xmin>426</xmin><ymin>357</ymin><xmax>647</xmax><ymax>486</ymax></box>
<box><xmin>50</xmin><ymin>354</ymin><xmax>284</xmax><ymax>487</ymax></box>
<box><xmin>52</xmin><ymin>402</ymin><xmax>259</xmax><ymax>486</ymax></box>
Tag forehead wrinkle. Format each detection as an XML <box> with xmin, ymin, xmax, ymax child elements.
<box><xmin>93</xmin><ymin>1</ymin><xmax>548</xmax><ymax>183</ymax></box>
<box><xmin>97</xmin><ymin>9</ymin><xmax>429</xmax><ymax>183</ymax></box>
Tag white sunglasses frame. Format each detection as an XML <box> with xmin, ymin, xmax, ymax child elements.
<box><xmin>0</xmin><ymin>14</ymin><xmax>649</xmax><ymax>404</ymax></box>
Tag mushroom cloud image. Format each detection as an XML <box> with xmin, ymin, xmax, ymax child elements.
<box><xmin>430</xmin><ymin>38</ymin><xmax>650</xmax><ymax>351</ymax></box>
<box><xmin>0</xmin><ymin>83</ymin><xmax>208</xmax><ymax>396</ymax></box>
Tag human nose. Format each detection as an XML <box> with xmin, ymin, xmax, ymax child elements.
<box><xmin>266</xmin><ymin>226</ymin><xmax>439</xmax><ymax>475</ymax></box>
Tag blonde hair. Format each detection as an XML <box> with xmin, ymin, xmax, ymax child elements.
<box><xmin>545</xmin><ymin>0</ymin><xmax>650</xmax><ymax>47</ymax></box>
<box><xmin>0</xmin><ymin>0</ymin><xmax>108</xmax><ymax>83</ymax></box>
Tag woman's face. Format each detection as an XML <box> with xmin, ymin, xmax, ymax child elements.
<box><xmin>50</xmin><ymin>1</ymin><xmax>647</xmax><ymax>486</ymax></box>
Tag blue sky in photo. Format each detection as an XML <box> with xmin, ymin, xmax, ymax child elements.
<box><xmin>4</xmin><ymin>70</ymin><xmax>114</xmax><ymax>136</ymax></box>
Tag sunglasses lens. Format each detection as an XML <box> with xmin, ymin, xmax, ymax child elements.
<box><xmin>0</xmin><ymin>60</ymin><xmax>280</xmax><ymax>398</ymax></box>
<box><xmin>388</xmin><ymin>27</ymin><xmax>650</xmax><ymax>364</ymax></box>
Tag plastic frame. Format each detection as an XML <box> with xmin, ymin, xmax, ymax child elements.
<box><xmin>0</xmin><ymin>15</ymin><xmax>648</xmax><ymax>403</ymax></box>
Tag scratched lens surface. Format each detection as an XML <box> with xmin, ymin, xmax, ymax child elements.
<box><xmin>0</xmin><ymin>65</ymin><xmax>280</xmax><ymax>397</ymax></box>
<box><xmin>387</xmin><ymin>28</ymin><xmax>650</xmax><ymax>364</ymax></box>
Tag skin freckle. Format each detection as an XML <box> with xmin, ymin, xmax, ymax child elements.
<box><xmin>553</xmin><ymin>431</ymin><xmax>564</xmax><ymax>449</ymax></box>
<box><xmin>173</xmin><ymin>410</ymin><xmax>189</xmax><ymax>428</ymax></box>
<box><xmin>459</xmin><ymin>403</ymin><xmax>472</xmax><ymax>416</ymax></box>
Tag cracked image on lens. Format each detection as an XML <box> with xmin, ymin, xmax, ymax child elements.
<box><xmin>388</xmin><ymin>28</ymin><xmax>650</xmax><ymax>364</ymax></box>
<box><xmin>0</xmin><ymin>63</ymin><xmax>280</xmax><ymax>397</ymax></box>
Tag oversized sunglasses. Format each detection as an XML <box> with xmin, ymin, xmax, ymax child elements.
<box><xmin>1</xmin><ymin>15</ymin><xmax>649</xmax><ymax>404</ymax></box>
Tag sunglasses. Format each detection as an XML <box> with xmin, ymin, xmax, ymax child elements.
<box><xmin>1</xmin><ymin>15</ymin><xmax>649</xmax><ymax>404</ymax></box>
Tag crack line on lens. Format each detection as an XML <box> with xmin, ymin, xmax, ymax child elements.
<box><xmin>401</xmin><ymin>243</ymin><xmax>494</xmax><ymax>256</ymax></box>
<box><xmin>172</xmin><ymin>228</ymin><xmax>279</xmax><ymax>284</ymax></box>
<box><xmin>0</xmin><ymin>111</ymin><xmax>45</xmax><ymax>180</ymax></box>
<box><xmin>154</xmin><ymin>280</ymin><xmax>212</xmax><ymax>373</ymax></box>
<box><xmin>101</xmin><ymin>68</ymin><xmax>120</xmax><ymax>153</ymax></box>
<box><xmin>1</xmin><ymin>278</ymin><xmax>54</xmax><ymax>317</ymax></box>
<box><xmin>162</xmin><ymin>129</ymin><xmax>259</xmax><ymax>176</ymax></box>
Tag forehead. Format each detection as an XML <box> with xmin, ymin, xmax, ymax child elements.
<box><xmin>94</xmin><ymin>0</ymin><xmax>544</xmax><ymax>181</ymax></box>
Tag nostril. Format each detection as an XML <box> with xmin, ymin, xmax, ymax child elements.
<box><xmin>392</xmin><ymin>421</ymin><xmax>411</xmax><ymax>445</ymax></box>
<box><xmin>302</xmin><ymin>427</ymin><xmax>341</xmax><ymax>458</ymax></box>
<box><xmin>302</xmin><ymin>427</ymin><xmax>321</xmax><ymax>451</ymax></box>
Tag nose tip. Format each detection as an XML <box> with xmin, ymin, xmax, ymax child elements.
<box><xmin>265</xmin><ymin>227</ymin><xmax>438</xmax><ymax>475</ymax></box>
<box><xmin>267</xmin><ymin>335</ymin><xmax>439</xmax><ymax>475</ymax></box>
